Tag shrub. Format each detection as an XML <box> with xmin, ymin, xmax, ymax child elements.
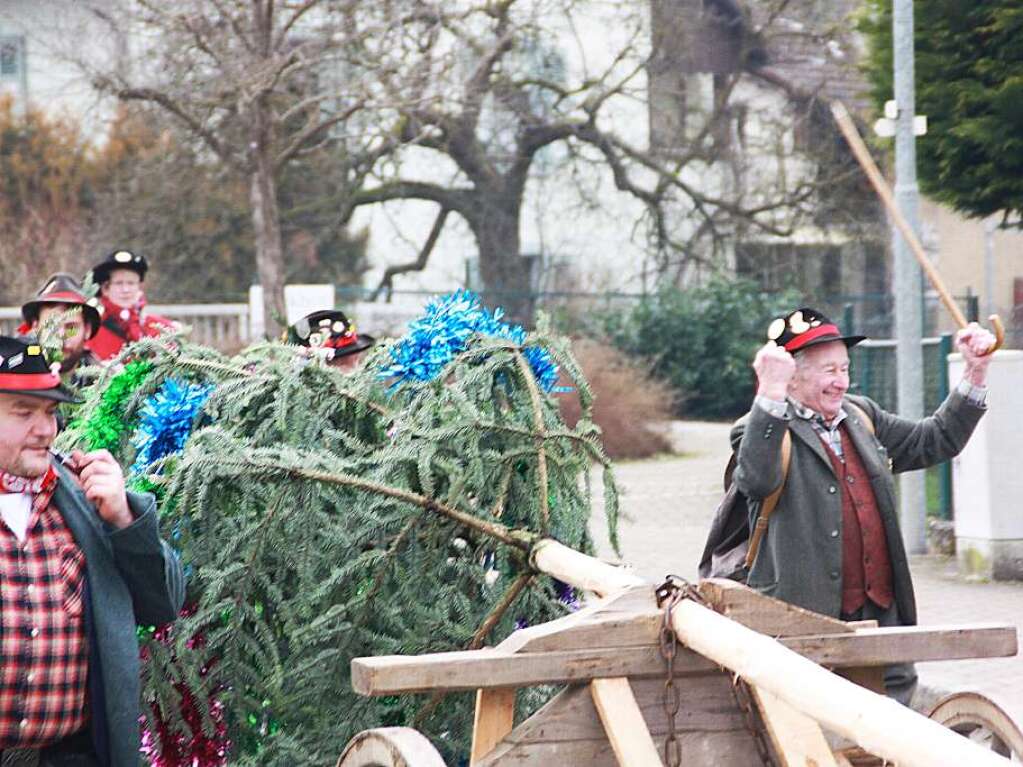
<box><xmin>604</xmin><ymin>278</ymin><xmax>798</xmax><ymax>420</ymax></box>
<box><xmin>560</xmin><ymin>339</ymin><xmax>677</xmax><ymax>459</ymax></box>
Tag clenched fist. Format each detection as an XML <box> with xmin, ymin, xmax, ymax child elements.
<box><xmin>753</xmin><ymin>342</ymin><xmax>796</xmax><ymax>401</ymax></box>
<box><xmin>70</xmin><ymin>449</ymin><xmax>134</xmax><ymax>529</ymax></box>
<box><xmin>956</xmin><ymin>323</ymin><xmax>997</xmax><ymax>386</ymax></box>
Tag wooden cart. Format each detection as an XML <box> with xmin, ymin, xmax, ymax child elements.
<box><xmin>338</xmin><ymin>542</ymin><xmax>1023</xmax><ymax>767</ymax></box>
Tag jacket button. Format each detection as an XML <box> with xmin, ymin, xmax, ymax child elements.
<box><xmin>830</xmin><ymin>570</ymin><xmax>840</xmax><ymax>580</ymax></box>
<box><xmin>830</xmin><ymin>529</ymin><xmax>839</xmax><ymax>538</ymax></box>
<box><xmin>847</xmin><ymin>475</ymin><xmax>855</xmax><ymax>484</ymax></box>
<box><xmin>828</xmin><ymin>485</ymin><xmax>837</xmax><ymax>494</ymax></box>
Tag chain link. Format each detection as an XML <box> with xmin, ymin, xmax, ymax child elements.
<box><xmin>655</xmin><ymin>575</ymin><xmax>709</xmax><ymax>767</ymax></box>
<box><xmin>656</xmin><ymin>575</ymin><xmax>774</xmax><ymax>767</ymax></box>
<box><xmin>730</xmin><ymin>673</ymin><xmax>776</xmax><ymax>766</ymax></box>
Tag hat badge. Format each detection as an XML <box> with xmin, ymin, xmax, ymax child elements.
<box><xmin>114</xmin><ymin>250</ymin><xmax>134</xmax><ymax>263</ymax></box>
<box><xmin>788</xmin><ymin>310</ymin><xmax>810</xmax><ymax>334</ymax></box>
<box><xmin>767</xmin><ymin>318</ymin><xmax>786</xmax><ymax>341</ymax></box>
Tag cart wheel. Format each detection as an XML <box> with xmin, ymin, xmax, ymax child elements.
<box><xmin>336</xmin><ymin>727</ymin><xmax>448</xmax><ymax>767</ymax></box>
<box><xmin>929</xmin><ymin>691</ymin><xmax>1023</xmax><ymax>760</ymax></box>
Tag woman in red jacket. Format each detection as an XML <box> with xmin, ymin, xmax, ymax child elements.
<box><xmin>85</xmin><ymin>250</ymin><xmax>176</xmax><ymax>361</ymax></box>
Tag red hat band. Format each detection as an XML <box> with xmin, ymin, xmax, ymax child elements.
<box><xmin>0</xmin><ymin>372</ymin><xmax>61</xmax><ymax>390</ymax></box>
<box><xmin>783</xmin><ymin>323</ymin><xmax>840</xmax><ymax>352</ymax></box>
<box><xmin>39</xmin><ymin>290</ymin><xmax>89</xmax><ymax>305</ymax></box>
<box><xmin>323</xmin><ymin>333</ymin><xmax>359</xmax><ymax>351</ymax></box>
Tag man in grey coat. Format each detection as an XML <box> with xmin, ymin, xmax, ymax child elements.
<box><xmin>0</xmin><ymin>335</ymin><xmax>185</xmax><ymax>766</ymax></box>
<box><xmin>731</xmin><ymin>308</ymin><xmax>995</xmax><ymax>705</ymax></box>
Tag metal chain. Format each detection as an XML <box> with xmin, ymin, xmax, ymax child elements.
<box><xmin>655</xmin><ymin>574</ymin><xmax>709</xmax><ymax>767</ymax></box>
<box><xmin>656</xmin><ymin>575</ymin><xmax>775</xmax><ymax>767</ymax></box>
<box><xmin>730</xmin><ymin>672</ymin><xmax>776</xmax><ymax>766</ymax></box>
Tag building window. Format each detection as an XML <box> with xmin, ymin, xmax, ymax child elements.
<box><xmin>0</xmin><ymin>36</ymin><xmax>25</xmax><ymax>79</ymax></box>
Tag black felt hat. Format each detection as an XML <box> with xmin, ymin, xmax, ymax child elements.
<box><xmin>286</xmin><ymin>309</ymin><xmax>376</xmax><ymax>358</ymax></box>
<box><xmin>0</xmin><ymin>336</ymin><xmax>80</xmax><ymax>403</ymax></box>
<box><xmin>90</xmin><ymin>249</ymin><xmax>148</xmax><ymax>285</ymax></box>
<box><xmin>21</xmin><ymin>273</ymin><xmax>101</xmax><ymax>339</ymax></box>
<box><xmin>766</xmin><ymin>307</ymin><xmax>866</xmax><ymax>353</ymax></box>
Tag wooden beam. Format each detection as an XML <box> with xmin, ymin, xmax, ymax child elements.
<box><xmin>351</xmin><ymin>624</ymin><xmax>1017</xmax><ymax>695</ymax></box>
<box><xmin>670</xmin><ymin>599</ymin><xmax>1013</xmax><ymax>767</ymax></box>
<box><xmin>470</xmin><ymin>688</ymin><xmax>516</xmax><ymax>765</ymax></box>
<box><xmin>699</xmin><ymin>579</ymin><xmax>853</xmax><ymax>636</ymax></box>
<box><xmin>749</xmin><ymin>686</ymin><xmax>837</xmax><ymax>767</ymax></box>
<box><xmin>352</xmin><ymin>646</ymin><xmax>716</xmax><ymax>695</ymax></box>
<box><xmin>531</xmin><ymin>539</ymin><xmax>646</xmax><ymax>597</ymax></box>
<box><xmin>789</xmin><ymin>623</ymin><xmax>1017</xmax><ymax>667</ymax></box>
<box><xmin>590</xmin><ymin>678</ymin><xmax>665</xmax><ymax>767</ymax></box>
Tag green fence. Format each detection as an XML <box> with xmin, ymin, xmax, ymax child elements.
<box><xmin>849</xmin><ymin>335</ymin><xmax>955</xmax><ymax>519</ymax></box>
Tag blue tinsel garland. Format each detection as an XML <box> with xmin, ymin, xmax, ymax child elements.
<box><xmin>130</xmin><ymin>379</ymin><xmax>214</xmax><ymax>476</ymax></box>
<box><xmin>380</xmin><ymin>289</ymin><xmax>560</xmax><ymax>391</ymax></box>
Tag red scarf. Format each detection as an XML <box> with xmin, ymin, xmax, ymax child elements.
<box><xmin>0</xmin><ymin>465</ymin><xmax>59</xmax><ymax>511</ymax></box>
<box><xmin>101</xmin><ymin>294</ymin><xmax>148</xmax><ymax>342</ymax></box>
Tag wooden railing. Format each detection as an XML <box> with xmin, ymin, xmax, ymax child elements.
<box><xmin>0</xmin><ymin>303</ymin><xmax>249</xmax><ymax>351</ymax></box>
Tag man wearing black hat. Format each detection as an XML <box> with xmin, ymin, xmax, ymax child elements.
<box><xmin>20</xmin><ymin>273</ymin><xmax>102</xmax><ymax>385</ymax></box>
<box><xmin>0</xmin><ymin>336</ymin><xmax>185</xmax><ymax>765</ymax></box>
<box><xmin>86</xmin><ymin>250</ymin><xmax>175</xmax><ymax>361</ymax></box>
<box><xmin>731</xmin><ymin>307</ymin><xmax>996</xmax><ymax>706</ymax></box>
<box><xmin>286</xmin><ymin>309</ymin><xmax>376</xmax><ymax>373</ymax></box>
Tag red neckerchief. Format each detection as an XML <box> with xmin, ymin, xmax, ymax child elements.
<box><xmin>0</xmin><ymin>465</ymin><xmax>59</xmax><ymax>512</ymax></box>
<box><xmin>101</xmin><ymin>294</ymin><xmax>148</xmax><ymax>342</ymax></box>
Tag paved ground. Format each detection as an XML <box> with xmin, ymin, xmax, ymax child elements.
<box><xmin>589</xmin><ymin>420</ymin><xmax>1023</xmax><ymax>728</ymax></box>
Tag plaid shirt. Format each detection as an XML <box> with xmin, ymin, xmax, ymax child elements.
<box><xmin>0</xmin><ymin>471</ymin><xmax>89</xmax><ymax>748</ymax></box>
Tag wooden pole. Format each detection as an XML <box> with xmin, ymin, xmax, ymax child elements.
<box><xmin>590</xmin><ymin>677</ymin><xmax>665</xmax><ymax>767</ymax></box>
<box><xmin>670</xmin><ymin>598</ymin><xmax>1012</xmax><ymax>767</ymax></box>
<box><xmin>530</xmin><ymin>539</ymin><xmax>645</xmax><ymax>598</ymax></box>
<box><xmin>831</xmin><ymin>101</ymin><xmax>1004</xmax><ymax>353</ymax></box>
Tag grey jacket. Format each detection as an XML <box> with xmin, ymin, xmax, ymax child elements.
<box><xmin>730</xmin><ymin>390</ymin><xmax>984</xmax><ymax>624</ymax></box>
<box><xmin>52</xmin><ymin>462</ymin><xmax>186</xmax><ymax>767</ymax></box>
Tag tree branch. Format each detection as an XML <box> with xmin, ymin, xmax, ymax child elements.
<box><xmin>113</xmin><ymin>86</ymin><xmax>239</xmax><ymax>168</ymax></box>
<box><xmin>370</xmin><ymin>207</ymin><xmax>450</xmax><ymax>301</ymax></box>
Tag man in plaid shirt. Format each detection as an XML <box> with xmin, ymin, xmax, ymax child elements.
<box><xmin>0</xmin><ymin>336</ymin><xmax>185</xmax><ymax>766</ymax></box>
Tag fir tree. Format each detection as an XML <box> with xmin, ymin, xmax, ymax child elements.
<box><xmin>58</xmin><ymin>299</ymin><xmax>618</xmax><ymax>766</ymax></box>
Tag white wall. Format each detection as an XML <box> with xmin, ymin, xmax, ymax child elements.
<box><xmin>0</xmin><ymin>0</ymin><xmax>120</xmax><ymax>135</ymax></box>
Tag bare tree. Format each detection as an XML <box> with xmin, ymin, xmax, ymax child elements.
<box><xmin>84</xmin><ymin>0</ymin><xmax>422</xmax><ymax>336</ymax></box>
<box><xmin>337</xmin><ymin>0</ymin><xmax>847</xmax><ymax>320</ymax></box>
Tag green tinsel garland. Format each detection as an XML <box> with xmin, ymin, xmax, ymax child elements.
<box><xmin>72</xmin><ymin>360</ymin><xmax>153</xmax><ymax>452</ymax></box>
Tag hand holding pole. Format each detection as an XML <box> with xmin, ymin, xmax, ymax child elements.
<box><xmin>830</xmin><ymin>101</ymin><xmax>1004</xmax><ymax>355</ymax></box>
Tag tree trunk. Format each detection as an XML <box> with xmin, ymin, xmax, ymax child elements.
<box><xmin>471</xmin><ymin>194</ymin><xmax>535</xmax><ymax>326</ymax></box>
<box><xmin>249</xmin><ymin>109</ymin><xmax>287</xmax><ymax>340</ymax></box>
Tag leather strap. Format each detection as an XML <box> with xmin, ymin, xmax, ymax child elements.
<box><xmin>744</xmin><ymin>430</ymin><xmax>791</xmax><ymax>569</ymax></box>
<box><xmin>743</xmin><ymin>401</ymin><xmax>875</xmax><ymax>569</ymax></box>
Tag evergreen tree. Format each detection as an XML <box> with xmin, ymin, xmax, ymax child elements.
<box><xmin>860</xmin><ymin>1</ymin><xmax>1023</xmax><ymax>224</ymax></box>
<box><xmin>58</xmin><ymin>294</ymin><xmax>617</xmax><ymax>765</ymax></box>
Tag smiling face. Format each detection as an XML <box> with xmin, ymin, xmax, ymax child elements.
<box><xmin>0</xmin><ymin>393</ymin><xmax>59</xmax><ymax>477</ymax></box>
<box><xmin>788</xmin><ymin>340</ymin><xmax>850</xmax><ymax>420</ymax></box>
<box><xmin>101</xmin><ymin>268</ymin><xmax>143</xmax><ymax>309</ymax></box>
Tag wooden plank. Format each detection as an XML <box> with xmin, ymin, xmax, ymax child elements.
<box><xmin>352</xmin><ymin>645</ymin><xmax>716</xmax><ymax>694</ymax></box>
<box><xmin>789</xmin><ymin>623</ymin><xmax>1018</xmax><ymax>667</ymax></box>
<box><xmin>590</xmin><ymin>678</ymin><xmax>664</xmax><ymax>767</ymax></box>
<box><xmin>351</xmin><ymin>624</ymin><xmax>1017</xmax><ymax>695</ymax></box>
<box><xmin>670</xmin><ymin>599</ymin><xmax>1013</xmax><ymax>767</ymax></box>
<box><xmin>495</xmin><ymin>584</ymin><xmax>658</xmax><ymax>654</ymax></box>
<box><xmin>470</xmin><ymin>688</ymin><xmax>516</xmax><ymax>765</ymax></box>
<box><xmin>749</xmin><ymin>686</ymin><xmax>837</xmax><ymax>767</ymax></box>
<box><xmin>476</xmin><ymin>674</ymin><xmax>763</xmax><ymax>767</ymax></box>
<box><xmin>699</xmin><ymin>579</ymin><xmax>853</xmax><ymax>637</ymax></box>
